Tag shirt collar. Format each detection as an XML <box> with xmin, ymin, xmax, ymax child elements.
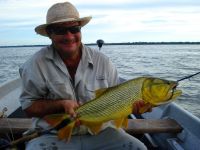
<box><xmin>81</xmin><ymin>44</ymin><xmax>93</xmax><ymax>67</ymax></box>
<box><xmin>45</xmin><ymin>44</ymin><xmax>94</xmax><ymax>68</ymax></box>
<box><xmin>44</xmin><ymin>45</ymin><xmax>57</xmax><ymax>60</ymax></box>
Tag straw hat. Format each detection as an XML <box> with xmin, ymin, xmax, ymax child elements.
<box><xmin>35</xmin><ymin>2</ymin><xmax>92</xmax><ymax>36</ymax></box>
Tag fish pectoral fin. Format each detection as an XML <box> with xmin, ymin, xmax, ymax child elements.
<box><xmin>114</xmin><ymin>118</ymin><xmax>125</xmax><ymax>128</ymax></box>
<box><xmin>44</xmin><ymin>114</ymin><xmax>69</xmax><ymax>127</ymax></box>
<box><xmin>57</xmin><ymin>121</ymin><xmax>75</xmax><ymax>142</ymax></box>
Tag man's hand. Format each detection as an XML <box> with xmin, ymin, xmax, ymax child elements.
<box><xmin>132</xmin><ymin>100</ymin><xmax>152</xmax><ymax>114</ymax></box>
<box><xmin>61</xmin><ymin>100</ymin><xmax>80</xmax><ymax>118</ymax></box>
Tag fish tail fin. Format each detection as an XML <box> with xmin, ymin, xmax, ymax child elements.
<box><xmin>57</xmin><ymin>121</ymin><xmax>75</xmax><ymax>142</ymax></box>
<box><xmin>44</xmin><ymin>114</ymin><xmax>76</xmax><ymax>141</ymax></box>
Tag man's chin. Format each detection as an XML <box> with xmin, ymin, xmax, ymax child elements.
<box><xmin>60</xmin><ymin>45</ymin><xmax>79</xmax><ymax>54</ymax></box>
<box><xmin>54</xmin><ymin>41</ymin><xmax>81</xmax><ymax>55</ymax></box>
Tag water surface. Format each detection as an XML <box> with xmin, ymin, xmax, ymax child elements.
<box><xmin>0</xmin><ymin>44</ymin><xmax>200</xmax><ymax>118</ymax></box>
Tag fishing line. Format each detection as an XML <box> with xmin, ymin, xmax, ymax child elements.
<box><xmin>177</xmin><ymin>71</ymin><xmax>200</xmax><ymax>82</ymax></box>
<box><xmin>170</xmin><ymin>71</ymin><xmax>200</xmax><ymax>100</ymax></box>
<box><xmin>164</xmin><ymin>71</ymin><xmax>200</xmax><ymax>101</ymax></box>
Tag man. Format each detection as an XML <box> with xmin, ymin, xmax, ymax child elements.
<box><xmin>19</xmin><ymin>1</ymin><xmax>148</xmax><ymax>150</ymax></box>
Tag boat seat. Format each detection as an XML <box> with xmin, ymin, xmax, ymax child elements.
<box><xmin>0</xmin><ymin>118</ymin><xmax>33</xmax><ymax>134</ymax></box>
<box><xmin>0</xmin><ymin>118</ymin><xmax>182</xmax><ymax>134</ymax></box>
<box><xmin>126</xmin><ymin>119</ymin><xmax>183</xmax><ymax>134</ymax></box>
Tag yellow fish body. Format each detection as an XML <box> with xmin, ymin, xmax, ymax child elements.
<box><xmin>44</xmin><ymin>77</ymin><xmax>182</xmax><ymax>141</ymax></box>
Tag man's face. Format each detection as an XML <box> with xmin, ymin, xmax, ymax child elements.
<box><xmin>48</xmin><ymin>22</ymin><xmax>81</xmax><ymax>57</ymax></box>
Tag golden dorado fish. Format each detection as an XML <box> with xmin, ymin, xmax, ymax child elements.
<box><xmin>44</xmin><ymin>77</ymin><xmax>182</xmax><ymax>141</ymax></box>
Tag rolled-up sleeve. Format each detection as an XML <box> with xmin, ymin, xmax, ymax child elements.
<box><xmin>19</xmin><ymin>59</ymin><xmax>47</xmax><ymax>110</ymax></box>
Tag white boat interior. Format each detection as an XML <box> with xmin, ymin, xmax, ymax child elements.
<box><xmin>0</xmin><ymin>78</ymin><xmax>22</xmax><ymax>117</ymax></box>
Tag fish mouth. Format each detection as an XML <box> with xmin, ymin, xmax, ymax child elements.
<box><xmin>169</xmin><ymin>83</ymin><xmax>182</xmax><ymax>99</ymax></box>
<box><xmin>171</xmin><ymin>83</ymin><xmax>177</xmax><ymax>93</ymax></box>
<box><xmin>157</xmin><ymin>83</ymin><xmax>182</xmax><ymax>105</ymax></box>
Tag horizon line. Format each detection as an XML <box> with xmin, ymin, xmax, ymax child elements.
<box><xmin>1</xmin><ymin>41</ymin><xmax>200</xmax><ymax>48</ymax></box>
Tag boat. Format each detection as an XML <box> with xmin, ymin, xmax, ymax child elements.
<box><xmin>0</xmin><ymin>78</ymin><xmax>200</xmax><ymax>150</ymax></box>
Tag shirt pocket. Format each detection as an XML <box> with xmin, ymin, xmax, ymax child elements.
<box><xmin>84</xmin><ymin>76</ymin><xmax>109</xmax><ymax>100</ymax></box>
<box><xmin>47</xmin><ymin>81</ymin><xmax>74</xmax><ymax>100</ymax></box>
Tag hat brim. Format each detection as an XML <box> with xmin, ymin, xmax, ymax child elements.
<box><xmin>35</xmin><ymin>16</ymin><xmax>92</xmax><ymax>36</ymax></box>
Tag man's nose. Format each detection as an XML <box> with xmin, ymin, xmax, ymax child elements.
<box><xmin>62</xmin><ymin>31</ymin><xmax>75</xmax><ymax>39</ymax></box>
<box><xmin>63</xmin><ymin>31</ymin><xmax>74</xmax><ymax>36</ymax></box>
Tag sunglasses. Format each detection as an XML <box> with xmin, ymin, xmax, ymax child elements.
<box><xmin>46</xmin><ymin>26</ymin><xmax>81</xmax><ymax>35</ymax></box>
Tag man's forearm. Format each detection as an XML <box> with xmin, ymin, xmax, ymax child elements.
<box><xmin>25</xmin><ymin>99</ymin><xmax>65</xmax><ymax>118</ymax></box>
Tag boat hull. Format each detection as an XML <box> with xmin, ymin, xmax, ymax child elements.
<box><xmin>1</xmin><ymin>78</ymin><xmax>200</xmax><ymax>149</ymax></box>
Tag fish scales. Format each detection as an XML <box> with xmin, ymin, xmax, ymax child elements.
<box><xmin>77</xmin><ymin>78</ymin><xmax>144</xmax><ymax>122</ymax></box>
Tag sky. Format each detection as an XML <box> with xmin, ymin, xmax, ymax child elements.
<box><xmin>1</xmin><ymin>0</ymin><xmax>200</xmax><ymax>46</ymax></box>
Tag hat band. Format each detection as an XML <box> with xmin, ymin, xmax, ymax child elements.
<box><xmin>47</xmin><ymin>14</ymin><xmax>79</xmax><ymax>24</ymax></box>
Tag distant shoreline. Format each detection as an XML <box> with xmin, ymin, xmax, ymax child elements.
<box><xmin>1</xmin><ymin>42</ymin><xmax>200</xmax><ymax>48</ymax></box>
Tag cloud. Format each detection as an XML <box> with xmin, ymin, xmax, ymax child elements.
<box><xmin>1</xmin><ymin>0</ymin><xmax>200</xmax><ymax>45</ymax></box>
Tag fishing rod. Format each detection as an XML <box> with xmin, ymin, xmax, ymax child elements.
<box><xmin>169</xmin><ymin>71</ymin><xmax>200</xmax><ymax>100</ymax></box>
<box><xmin>0</xmin><ymin>117</ymin><xmax>73</xmax><ymax>149</ymax></box>
<box><xmin>177</xmin><ymin>71</ymin><xmax>200</xmax><ymax>82</ymax></box>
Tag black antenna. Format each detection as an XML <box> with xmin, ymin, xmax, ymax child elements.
<box><xmin>96</xmin><ymin>39</ymin><xmax>104</xmax><ymax>50</ymax></box>
<box><xmin>177</xmin><ymin>71</ymin><xmax>200</xmax><ymax>82</ymax></box>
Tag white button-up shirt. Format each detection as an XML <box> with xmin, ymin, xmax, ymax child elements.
<box><xmin>19</xmin><ymin>44</ymin><xmax>119</xmax><ymax>132</ymax></box>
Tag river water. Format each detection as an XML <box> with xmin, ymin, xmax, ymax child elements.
<box><xmin>0</xmin><ymin>44</ymin><xmax>200</xmax><ymax>118</ymax></box>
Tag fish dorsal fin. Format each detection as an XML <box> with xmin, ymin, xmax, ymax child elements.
<box><xmin>57</xmin><ymin>121</ymin><xmax>75</xmax><ymax>142</ymax></box>
<box><xmin>44</xmin><ymin>114</ymin><xmax>69</xmax><ymax>127</ymax></box>
<box><xmin>95</xmin><ymin>88</ymin><xmax>109</xmax><ymax>98</ymax></box>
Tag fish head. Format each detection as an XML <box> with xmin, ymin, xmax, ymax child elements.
<box><xmin>142</xmin><ymin>78</ymin><xmax>182</xmax><ymax>106</ymax></box>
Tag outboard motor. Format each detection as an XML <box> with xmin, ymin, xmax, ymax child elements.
<box><xmin>96</xmin><ymin>39</ymin><xmax>104</xmax><ymax>50</ymax></box>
